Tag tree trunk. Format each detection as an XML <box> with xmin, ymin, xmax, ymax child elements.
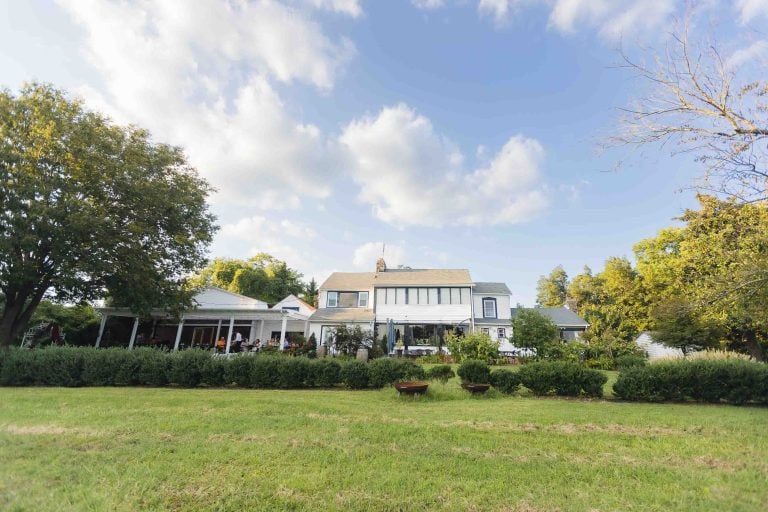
<box><xmin>0</xmin><ymin>283</ymin><xmax>49</xmax><ymax>349</ymax></box>
<box><xmin>743</xmin><ymin>331</ymin><xmax>766</xmax><ymax>362</ymax></box>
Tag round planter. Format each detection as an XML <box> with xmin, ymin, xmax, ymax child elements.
<box><xmin>395</xmin><ymin>381</ymin><xmax>429</xmax><ymax>395</ymax></box>
<box><xmin>461</xmin><ymin>382</ymin><xmax>490</xmax><ymax>394</ymax></box>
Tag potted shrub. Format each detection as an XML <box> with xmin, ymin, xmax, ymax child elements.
<box><xmin>458</xmin><ymin>359</ymin><xmax>491</xmax><ymax>394</ymax></box>
<box><xmin>393</xmin><ymin>360</ymin><xmax>429</xmax><ymax>395</ymax></box>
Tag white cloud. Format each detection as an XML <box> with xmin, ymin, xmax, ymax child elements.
<box><xmin>308</xmin><ymin>0</ymin><xmax>363</xmax><ymax>18</ymax></box>
<box><xmin>413</xmin><ymin>0</ymin><xmax>445</xmax><ymax>9</ymax></box>
<box><xmin>353</xmin><ymin>242</ymin><xmax>407</xmax><ymax>268</ymax></box>
<box><xmin>220</xmin><ymin>215</ymin><xmax>316</xmax><ymax>268</ymax></box>
<box><xmin>339</xmin><ymin>104</ymin><xmax>548</xmax><ymax>227</ymax></box>
<box><xmin>478</xmin><ymin>0</ymin><xmax>518</xmax><ymax>24</ymax></box>
<box><xmin>737</xmin><ymin>0</ymin><xmax>768</xmax><ymax>23</ymax></box>
<box><xmin>56</xmin><ymin>0</ymin><xmax>355</xmax><ymax>207</ymax></box>
<box><xmin>548</xmin><ymin>0</ymin><xmax>676</xmax><ymax>41</ymax></box>
<box><xmin>728</xmin><ymin>39</ymin><xmax>768</xmax><ymax>68</ymax></box>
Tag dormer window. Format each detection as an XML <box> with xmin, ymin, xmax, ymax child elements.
<box><xmin>358</xmin><ymin>292</ymin><xmax>369</xmax><ymax>308</ymax></box>
<box><xmin>327</xmin><ymin>292</ymin><xmax>338</xmax><ymax>308</ymax></box>
<box><xmin>482</xmin><ymin>298</ymin><xmax>497</xmax><ymax>318</ymax></box>
<box><xmin>327</xmin><ymin>291</ymin><xmax>368</xmax><ymax>308</ymax></box>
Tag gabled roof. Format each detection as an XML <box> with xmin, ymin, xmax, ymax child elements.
<box><xmin>473</xmin><ymin>282</ymin><xmax>511</xmax><ymax>295</ymax></box>
<box><xmin>320</xmin><ymin>269</ymin><xmax>474</xmax><ymax>290</ymax></box>
<box><xmin>510</xmin><ymin>307</ymin><xmax>589</xmax><ymax>327</ymax></box>
<box><xmin>374</xmin><ymin>269</ymin><xmax>472</xmax><ymax>286</ymax></box>
<box><xmin>271</xmin><ymin>294</ymin><xmax>317</xmax><ymax>312</ymax></box>
<box><xmin>193</xmin><ymin>287</ymin><xmax>270</xmax><ymax>310</ymax></box>
<box><xmin>309</xmin><ymin>308</ymin><xmax>375</xmax><ymax>323</ymax></box>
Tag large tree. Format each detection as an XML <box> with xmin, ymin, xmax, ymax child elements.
<box><xmin>192</xmin><ymin>253</ymin><xmax>305</xmax><ymax>304</ymax></box>
<box><xmin>536</xmin><ymin>265</ymin><xmax>569</xmax><ymax>307</ymax></box>
<box><xmin>635</xmin><ymin>195</ymin><xmax>768</xmax><ymax>360</ymax></box>
<box><xmin>0</xmin><ymin>84</ymin><xmax>216</xmax><ymax>347</ymax></box>
<box><xmin>612</xmin><ymin>25</ymin><xmax>768</xmax><ymax>203</ymax></box>
<box><xmin>510</xmin><ymin>309</ymin><xmax>560</xmax><ymax>358</ymax></box>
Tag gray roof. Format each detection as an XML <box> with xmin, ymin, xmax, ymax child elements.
<box><xmin>309</xmin><ymin>308</ymin><xmax>375</xmax><ymax>323</ymax></box>
<box><xmin>473</xmin><ymin>282</ymin><xmax>511</xmax><ymax>295</ymax></box>
<box><xmin>320</xmin><ymin>269</ymin><xmax>473</xmax><ymax>290</ymax></box>
<box><xmin>510</xmin><ymin>307</ymin><xmax>589</xmax><ymax>328</ymax></box>
<box><xmin>474</xmin><ymin>318</ymin><xmax>510</xmax><ymax>326</ymax></box>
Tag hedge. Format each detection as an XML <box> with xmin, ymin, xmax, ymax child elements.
<box><xmin>518</xmin><ymin>361</ymin><xmax>606</xmax><ymax>397</ymax></box>
<box><xmin>0</xmin><ymin>348</ymin><xmax>428</xmax><ymax>390</ymax></box>
<box><xmin>457</xmin><ymin>359</ymin><xmax>491</xmax><ymax>384</ymax></box>
<box><xmin>490</xmin><ymin>369</ymin><xmax>520</xmax><ymax>394</ymax></box>
<box><xmin>613</xmin><ymin>359</ymin><xmax>768</xmax><ymax>404</ymax></box>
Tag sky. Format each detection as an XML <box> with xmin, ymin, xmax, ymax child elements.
<box><xmin>1</xmin><ymin>0</ymin><xmax>767</xmax><ymax>305</ymax></box>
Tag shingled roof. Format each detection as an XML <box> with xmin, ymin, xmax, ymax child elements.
<box><xmin>320</xmin><ymin>269</ymin><xmax>473</xmax><ymax>290</ymax></box>
<box><xmin>473</xmin><ymin>282</ymin><xmax>512</xmax><ymax>295</ymax></box>
<box><xmin>510</xmin><ymin>307</ymin><xmax>589</xmax><ymax>327</ymax></box>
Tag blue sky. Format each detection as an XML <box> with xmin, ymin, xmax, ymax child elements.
<box><xmin>2</xmin><ymin>0</ymin><xmax>767</xmax><ymax>305</ymax></box>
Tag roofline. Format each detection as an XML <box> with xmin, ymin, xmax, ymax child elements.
<box><xmin>202</xmin><ymin>286</ymin><xmax>268</xmax><ymax>304</ymax></box>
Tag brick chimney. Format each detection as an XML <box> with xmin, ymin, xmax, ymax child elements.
<box><xmin>375</xmin><ymin>257</ymin><xmax>387</xmax><ymax>273</ymax></box>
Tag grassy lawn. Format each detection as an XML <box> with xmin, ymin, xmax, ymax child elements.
<box><xmin>1</xmin><ymin>385</ymin><xmax>766</xmax><ymax>511</ymax></box>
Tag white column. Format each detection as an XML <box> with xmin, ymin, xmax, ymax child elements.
<box><xmin>95</xmin><ymin>314</ymin><xmax>108</xmax><ymax>347</ymax></box>
<box><xmin>213</xmin><ymin>319</ymin><xmax>222</xmax><ymax>352</ymax></box>
<box><xmin>128</xmin><ymin>317</ymin><xmax>139</xmax><ymax>350</ymax></box>
<box><xmin>279</xmin><ymin>314</ymin><xmax>288</xmax><ymax>350</ymax></box>
<box><xmin>225</xmin><ymin>316</ymin><xmax>235</xmax><ymax>354</ymax></box>
<box><xmin>249</xmin><ymin>320</ymin><xmax>257</xmax><ymax>342</ymax></box>
<box><xmin>303</xmin><ymin>320</ymin><xmax>310</xmax><ymax>337</ymax></box>
<box><xmin>258</xmin><ymin>319</ymin><xmax>265</xmax><ymax>341</ymax></box>
<box><xmin>173</xmin><ymin>317</ymin><xmax>185</xmax><ymax>351</ymax></box>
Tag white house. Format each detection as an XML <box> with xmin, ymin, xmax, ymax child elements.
<box><xmin>95</xmin><ymin>287</ymin><xmax>311</xmax><ymax>353</ymax></box>
<box><xmin>309</xmin><ymin>258</ymin><xmax>515</xmax><ymax>354</ymax></box>
<box><xmin>635</xmin><ymin>332</ymin><xmax>684</xmax><ymax>361</ymax></box>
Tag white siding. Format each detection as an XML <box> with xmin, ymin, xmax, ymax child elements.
<box><xmin>472</xmin><ymin>294</ymin><xmax>511</xmax><ymax>320</ymax></box>
<box><xmin>374</xmin><ymin>303</ymin><xmax>472</xmax><ymax>323</ymax></box>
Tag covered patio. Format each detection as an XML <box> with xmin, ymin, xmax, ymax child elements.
<box><xmin>94</xmin><ymin>287</ymin><xmax>310</xmax><ymax>353</ymax></box>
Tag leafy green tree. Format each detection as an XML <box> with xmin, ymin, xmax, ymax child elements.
<box><xmin>536</xmin><ymin>265</ymin><xmax>569</xmax><ymax>307</ymax></box>
<box><xmin>445</xmin><ymin>331</ymin><xmax>499</xmax><ymax>363</ymax></box>
<box><xmin>635</xmin><ymin>195</ymin><xmax>768</xmax><ymax>360</ymax></box>
<box><xmin>28</xmin><ymin>301</ymin><xmax>101</xmax><ymax>346</ymax></box>
<box><xmin>305</xmin><ymin>278</ymin><xmax>318</xmax><ymax>307</ymax></box>
<box><xmin>650</xmin><ymin>298</ymin><xmax>724</xmax><ymax>355</ymax></box>
<box><xmin>0</xmin><ymin>84</ymin><xmax>216</xmax><ymax>348</ymax></box>
<box><xmin>331</xmin><ymin>325</ymin><xmax>373</xmax><ymax>356</ymax></box>
<box><xmin>510</xmin><ymin>309</ymin><xmax>560</xmax><ymax>358</ymax></box>
<box><xmin>192</xmin><ymin>253</ymin><xmax>304</xmax><ymax>304</ymax></box>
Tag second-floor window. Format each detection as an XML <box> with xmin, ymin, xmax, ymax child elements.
<box><xmin>483</xmin><ymin>298</ymin><xmax>497</xmax><ymax>318</ymax></box>
<box><xmin>327</xmin><ymin>291</ymin><xmax>369</xmax><ymax>308</ymax></box>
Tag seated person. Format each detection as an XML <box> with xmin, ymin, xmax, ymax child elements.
<box><xmin>215</xmin><ymin>337</ymin><xmax>226</xmax><ymax>352</ymax></box>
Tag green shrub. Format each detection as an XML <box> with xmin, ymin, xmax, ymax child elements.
<box><xmin>368</xmin><ymin>358</ymin><xmax>426</xmax><ymax>388</ymax></box>
<box><xmin>133</xmin><ymin>348</ymin><xmax>169</xmax><ymax>386</ymax></box>
<box><xmin>80</xmin><ymin>348</ymin><xmax>134</xmax><ymax>386</ymax></box>
<box><xmin>426</xmin><ymin>364</ymin><xmax>455</xmax><ymax>383</ymax></box>
<box><xmin>307</xmin><ymin>359</ymin><xmax>341</xmax><ymax>387</ymax></box>
<box><xmin>615</xmin><ymin>355</ymin><xmax>647</xmax><ymax>370</ymax></box>
<box><xmin>278</xmin><ymin>357</ymin><xmax>311</xmax><ymax>388</ymax></box>
<box><xmin>518</xmin><ymin>361</ymin><xmax>607</xmax><ymax>397</ymax></box>
<box><xmin>168</xmin><ymin>349</ymin><xmax>211</xmax><ymax>387</ymax></box>
<box><xmin>223</xmin><ymin>354</ymin><xmax>254</xmax><ymax>386</ymax></box>
<box><xmin>457</xmin><ymin>359</ymin><xmax>491</xmax><ymax>384</ymax></box>
<box><xmin>200</xmin><ymin>355</ymin><xmax>226</xmax><ymax>386</ymax></box>
<box><xmin>490</xmin><ymin>369</ymin><xmax>520</xmax><ymax>394</ymax></box>
<box><xmin>0</xmin><ymin>349</ymin><xmax>38</xmax><ymax>386</ymax></box>
<box><xmin>340</xmin><ymin>360</ymin><xmax>370</xmax><ymax>389</ymax></box>
<box><xmin>250</xmin><ymin>355</ymin><xmax>282</xmax><ymax>388</ymax></box>
<box><xmin>31</xmin><ymin>347</ymin><xmax>87</xmax><ymax>387</ymax></box>
<box><xmin>613</xmin><ymin>359</ymin><xmax>768</xmax><ymax>404</ymax></box>
<box><xmin>445</xmin><ymin>332</ymin><xmax>499</xmax><ymax>363</ymax></box>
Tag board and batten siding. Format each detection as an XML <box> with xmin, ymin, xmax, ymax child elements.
<box><xmin>374</xmin><ymin>287</ymin><xmax>472</xmax><ymax>323</ymax></box>
<box><xmin>472</xmin><ymin>294</ymin><xmax>511</xmax><ymax>321</ymax></box>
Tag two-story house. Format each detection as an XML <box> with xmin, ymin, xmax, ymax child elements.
<box><xmin>308</xmin><ymin>259</ymin><xmax>514</xmax><ymax>353</ymax></box>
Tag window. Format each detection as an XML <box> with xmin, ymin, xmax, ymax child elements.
<box><xmin>282</xmin><ymin>306</ymin><xmax>299</xmax><ymax>312</ymax></box>
<box><xmin>358</xmin><ymin>291</ymin><xmax>369</xmax><ymax>308</ymax></box>
<box><xmin>418</xmin><ymin>288</ymin><xmax>428</xmax><ymax>304</ymax></box>
<box><xmin>481</xmin><ymin>328</ymin><xmax>490</xmax><ymax>335</ymax></box>
<box><xmin>483</xmin><ymin>298</ymin><xmax>497</xmax><ymax>318</ymax></box>
<box><xmin>440</xmin><ymin>288</ymin><xmax>450</xmax><ymax>304</ymax></box>
<box><xmin>386</xmin><ymin>288</ymin><xmax>396</xmax><ymax>304</ymax></box>
<box><xmin>327</xmin><ymin>291</ymin><xmax>338</xmax><ymax>308</ymax></box>
<box><xmin>497</xmin><ymin>327</ymin><xmax>506</xmax><ymax>339</ymax></box>
<box><xmin>396</xmin><ymin>288</ymin><xmax>406</xmax><ymax>305</ymax></box>
<box><xmin>428</xmin><ymin>288</ymin><xmax>438</xmax><ymax>305</ymax></box>
<box><xmin>339</xmin><ymin>292</ymin><xmax>359</xmax><ymax>308</ymax></box>
<box><xmin>407</xmin><ymin>288</ymin><xmax>417</xmax><ymax>304</ymax></box>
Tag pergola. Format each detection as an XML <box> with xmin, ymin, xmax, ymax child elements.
<box><xmin>94</xmin><ymin>287</ymin><xmax>311</xmax><ymax>353</ymax></box>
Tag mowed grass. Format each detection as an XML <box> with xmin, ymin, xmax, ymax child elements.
<box><xmin>1</xmin><ymin>384</ymin><xmax>767</xmax><ymax>511</ymax></box>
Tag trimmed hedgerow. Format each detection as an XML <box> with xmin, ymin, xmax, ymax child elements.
<box><xmin>168</xmin><ymin>349</ymin><xmax>211</xmax><ymax>388</ymax></box>
<box><xmin>81</xmin><ymin>348</ymin><xmax>139</xmax><ymax>386</ymax></box>
<box><xmin>425</xmin><ymin>364</ymin><xmax>455</xmax><ymax>383</ymax></box>
<box><xmin>250</xmin><ymin>356</ymin><xmax>282</xmax><ymax>388</ymax></box>
<box><xmin>490</xmin><ymin>369</ymin><xmax>520</xmax><ymax>394</ymax></box>
<box><xmin>613</xmin><ymin>359</ymin><xmax>768</xmax><ymax>404</ymax></box>
<box><xmin>457</xmin><ymin>359</ymin><xmax>491</xmax><ymax>384</ymax></box>
<box><xmin>306</xmin><ymin>359</ymin><xmax>342</xmax><ymax>387</ymax></box>
<box><xmin>224</xmin><ymin>354</ymin><xmax>256</xmax><ymax>387</ymax></box>
<box><xmin>340</xmin><ymin>360</ymin><xmax>370</xmax><ymax>389</ymax></box>
<box><xmin>277</xmin><ymin>357</ymin><xmax>311</xmax><ymax>389</ymax></box>
<box><xmin>368</xmin><ymin>358</ymin><xmax>426</xmax><ymax>388</ymax></box>
<box><xmin>518</xmin><ymin>361</ymin><xmax>606</xmax><ymax>397</ymax></box>
<box><xmin>615</xmin><ymin>355</ymin><xmax>648</xmax><ymax>371</ymax></box>
<box><xmin>133</xmin><ymin>348</ymin><xmax>169</xmax><ymax>386</ymax></box>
